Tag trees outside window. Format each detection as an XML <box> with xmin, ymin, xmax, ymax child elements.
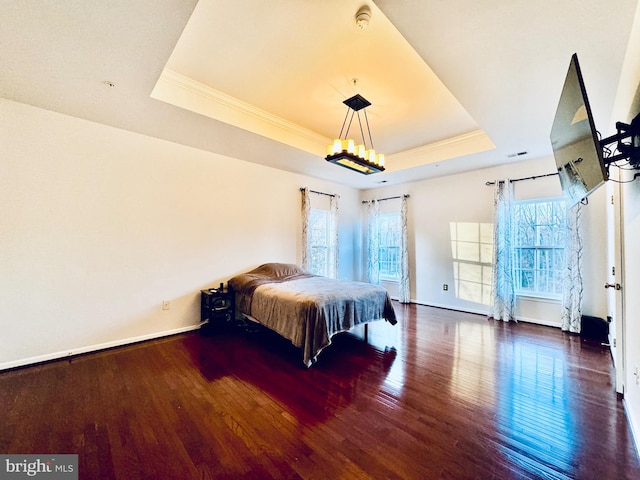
<box><xmin>512</xmin><ymin>199</ymin><xmax>567</xmax><ymax>298</ymax></box>
<box><xmin>308</xmin><ymin>208</ymin><xmax>330</xmax><ymax>276</ymax></box>
<box><xmin>378</xmin><ymin>212</ymin><xmax>401</xmax><ymax>281</ymax></box>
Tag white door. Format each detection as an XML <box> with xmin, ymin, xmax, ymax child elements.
<box><xmin>606</xmin><ymin>175</ymin><xmax>625</xmax><ymax>394</ymax></box>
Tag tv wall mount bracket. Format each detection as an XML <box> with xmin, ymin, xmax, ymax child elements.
<box><xmin>600</xmin><ymin>112</ymin><xmax>640</xmax><ymax>175</ymax></box>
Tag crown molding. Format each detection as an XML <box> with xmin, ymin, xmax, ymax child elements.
<box><xmin>385</xmin><ymin>129</ymin><xmax>495</xmax><ymax>172</ymax></box>
<box><xmin>151</xmin><ymin>69</ymin><xmax>495</xmax><ymax>173</ymax></box>
<box><xmin>151</xmin><ymin>68</ymin><xmax>330</xmax><ymax>155</ymax></box>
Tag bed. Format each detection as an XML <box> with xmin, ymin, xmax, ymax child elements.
<box><xmin>228</xmin><ymin>263</ymin><xmax>397</xmax><ymax>367</ymax></box>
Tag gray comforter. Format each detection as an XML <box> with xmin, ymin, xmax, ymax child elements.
<box><xmin>228</xmin><ymin>263</ymin><xmax>397</xmax><ymax>366</ymax></box>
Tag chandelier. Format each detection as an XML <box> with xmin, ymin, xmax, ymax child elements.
<box><xmin>325</xmin><ymin>93</ymin><xmax>385</xmax><ymax>174</ymax></box>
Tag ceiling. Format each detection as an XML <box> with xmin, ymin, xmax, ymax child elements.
<box><xmin>2</xmin><ymin>0</ymin><xmax>639</xmax><ymax>189</ymax></box>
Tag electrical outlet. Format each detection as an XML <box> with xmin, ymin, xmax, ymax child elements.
<box><xmin>162</xmin><ymin>300</ymin><xmax>170</xmax><ymax>310</ymax></box>
<box><xmin>443</xmin><ymin>284</ymin><xmax>448</xmax><ymax>291</ymax></box>
<box><xmin>635</xmin><ymin>366</ymin><xmax>640</xmax><ymax>386</ymax></box>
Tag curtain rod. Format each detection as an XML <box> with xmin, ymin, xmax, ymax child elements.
<box><xmin>485</xmin><ymin>172</ymin><xmax>558</xmax><ymax>186</ymax></box>
<box><xmin>362</xmin><ymin>194</ymin><xmax>410</xmax><ymax>204</ymax></box>
<box><xmin>300</xmin><ymin>187</ymin><xmax>336</xmax><ymax>198</ymax></box>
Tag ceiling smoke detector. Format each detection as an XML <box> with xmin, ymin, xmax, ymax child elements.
<box><xmin>355</xmin><ymin>5</ymin><xmax>371</xmax><ymax>29</ymax></box>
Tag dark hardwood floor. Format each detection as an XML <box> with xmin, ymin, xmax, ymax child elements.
<box><xmin>1</xmin><ymin>303</ymin><xmax>638</xmax><ymax>479</ymax></box>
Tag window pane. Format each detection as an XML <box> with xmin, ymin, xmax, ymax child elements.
<box><xmin>378</xmin><ymin>213</ymin><xmax>401</xmax><ymax>280</ymax></box>
<box><xmin>515</xmin><ymin>225</ymin><xmax>535</xmax><ymax>246</ymax></box>
<box><xmin>511</xmin><ymin>199</ymin><xmax>566</xmax><ymax>298</ymax></box>
<box><xmin>519</xmin><ymin>270</ymin><xmax>535</xmax><ymax>291</ymax></box>
<box><xmin>537</xmin><ymin>226</ymin><xmax>553</xmax><ymax>246</ymax></box>
<box><xmin>515</xmin><ymin>249</ymin><xmax>535</xmax><ymax>269</ymax></box>
<box><xmin>536</xmin><ymin>202</ymin><xmax>552</xmax><ymax>224</ymax></box>
<box><xmin>309</xmin><ymin>209</ymin><xmax>330</xmax><ymax>276</ymax></box>
<box><xmin>537</xmin><ymin>249</ymin><xmax>552</xmax><ymax>270</ymax></box>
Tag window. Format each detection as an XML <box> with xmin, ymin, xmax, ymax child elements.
<box><xmin>512</xmin><ymin>199</ymin><xmax>567</xmax><ymax>298</ymax></box>
<box><xmin>308</xmin><ymin>208</ymin><xmax>330</xmax><ymax>276</ymax></box>
<box><xmin>378</xmin><ymin>212</ymin><xmax>402</xmax><ymax>280</ymax></box>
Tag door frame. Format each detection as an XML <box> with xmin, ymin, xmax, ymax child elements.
<box><xmin>607</xmin><ymin>173</ymin><xmax>625</xmax><ymax>394</ymax></box>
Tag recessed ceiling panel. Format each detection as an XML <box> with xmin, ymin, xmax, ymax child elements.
<box><xmin>152</xmin><ymin>0</ymin><xmax>494</xmax><ymax>168</ymax></box>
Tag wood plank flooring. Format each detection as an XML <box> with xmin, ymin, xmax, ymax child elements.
<box><xmin>1</xmin><ymin>303</ymin><xmax>639</xmax><ymax>479</ymax></box>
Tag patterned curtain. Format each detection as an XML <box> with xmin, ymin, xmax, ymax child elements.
<box><xmin>398</xmin><ymin>195</ymin><xmax>410</xmax><ymax>303</ymax></box>
<box><xmin>301</xmin><ymin>188</ymin><xmax>311</xmax><ymax>271</ymax></box>
<box><xmin>489</xmin><ymin>180</ymin><xmax>516</xmax><ymax>322</ymax></box>
<box><xmin>328</xmin><ymin>194</ymin><xmax>339</xmax><ymax>279</ymax></box>
<box><xmin>366</xmin><ymin>200</ymin><xmax>380</xmax><ymax>284</ymax></box>
<box><xmin>561</xmin><ymin>202</ymin><xmax>583</xmax><ymax>333</ymax></box>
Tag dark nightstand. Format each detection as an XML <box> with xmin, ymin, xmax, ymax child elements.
<box><xmin>200</xmin><ymin>285</ymin><xmax>234</xmax><ymax>334</ymax></box>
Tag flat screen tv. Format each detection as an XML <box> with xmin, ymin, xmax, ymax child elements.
<box><xmin>550</xmin><ymin>53</ymin><xmax>608</xmax><ymax>207</ymax></box>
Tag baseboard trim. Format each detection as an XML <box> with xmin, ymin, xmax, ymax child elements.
<box><xmin>409</xmin><ymin>300</ymin><xmax>488</xmax><ymax>317</ymax></box>
<box><xmin>623</xmin><ymin>397</ymin><xmax>640</xmax><ymax>461</ymax></box>
<box><xmin>517</xmin><ymin>316</ymin><xmax>562</xmax><ymax>328</ymax></box>
<box><xmin>0</xmin><ymin>324</ymin><xmax>202</xmax><ymax>372</ymax></box>
<box><xmin>408</xmin><ymin>300</ymin><xmax>562</xmax><ymax>328</ymax></box>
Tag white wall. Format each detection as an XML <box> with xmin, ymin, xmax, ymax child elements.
<box><xmin>362</xmin><ymin>155</ymin><xmax>609</xmax><ymax>326</ymax></box>
<box><xmin>0</xmin><ymin>98</ymin><xmax>360</xmax><ymax>369</ymax></box>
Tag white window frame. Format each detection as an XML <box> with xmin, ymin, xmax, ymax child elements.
<box><xmin>512</xmin><ymin>198</ymin><xmax>567</xmax><ymax>300</ymax></box>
